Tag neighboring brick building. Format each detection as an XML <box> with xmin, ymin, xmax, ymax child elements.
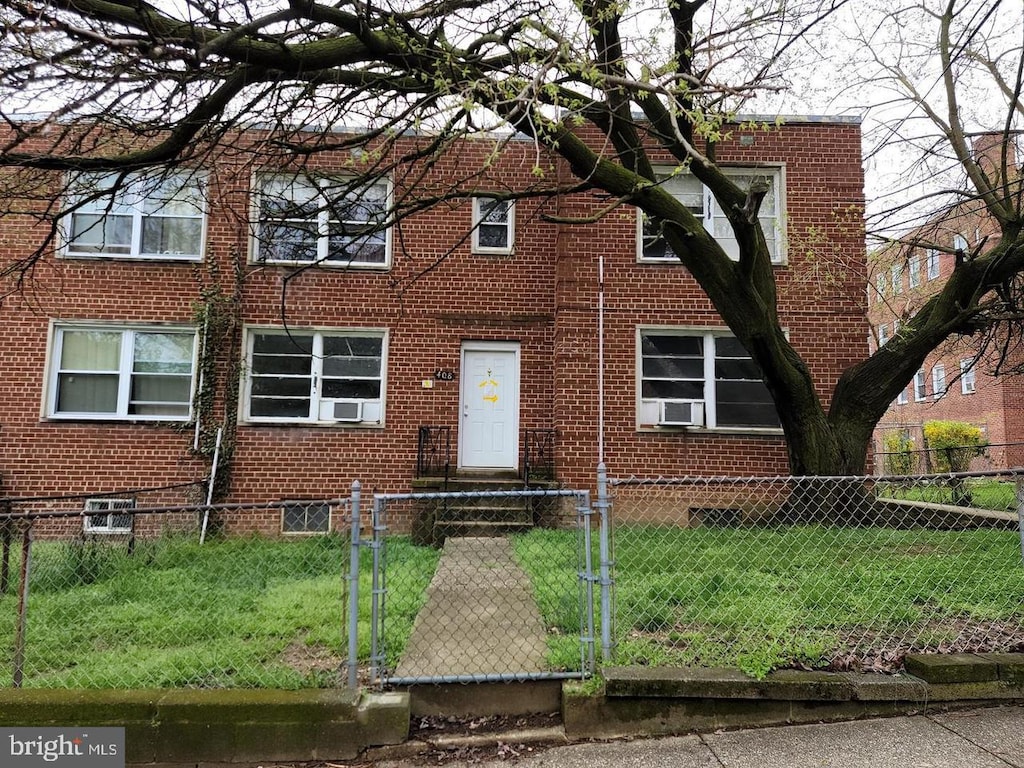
<box><xmin>868</xmin><ymin>134</ymin><xmax>1024</xmax><ymax>471</ymax></box>
<box><xmin>0</xmin><ymin>116</ymin><xmax>866</xmax><ymax>533</ymax></box>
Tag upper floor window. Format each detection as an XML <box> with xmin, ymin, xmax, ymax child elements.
<box><xmin>908</xmin><ymin>255</ymin><xmax>920</xmax><ymax>288</ymax></box>
<box><xmin>472</xmin><ymin>197</ymin><xmax>515</xmax><ymax>254</ymax></box>
<box><xmin>253</xmin><ymin>174</ymin><xmax>390</xmax><ymax>267</ymax></box>
<box><xmin>913</xmin><ymin>369</ymin><xmax>927</xmax><ymax>401</ymax></box>
<box><xmin>890</xmin><ymin>263</ymin><xmax>902</xmax><ymax>294</ymax></box>
<box><xmin>896</xmin><ymin>387</ymin><xmax>908</xmax><ymax>405</ymax></box>
<box><xmin>244</xmin><ymin>328</ymin><xmax>386</xmax><ymax>425</ymax></box>
<box><xmin>638</xmin><ymin>329</ymin><xmax>780</xmax><ymax>430</ymax></box>
<box><xmin>639</xmin><ymin>167</ymin><xmax>783</xmax><ymax>264</ymax></box>
<box><xmin>63</xmin><ymin>171</ymin><xmax>205</xmax><ymax>260</ymax></box>
<box><xmin>960</xmin><ymin>359</ymin><xmax>976</xmax><ymax>394</ymax></box>
<box><xmin>932</xmin><ymin>364</ymin><xmax>947</xmax><ymax>399</ymax></box>
<box><xmin>877</xmin><ymin>323</ymin><xmax>889</xmax><ymax>347</ymax></box>
<box><xmin>47</xmin><ymin>325</ymin><xmax>197</xmax><ymax>421</ymax></box>
<box><xmin>926</xmin><ymin>249</ymin><xmax>940</xmax><ymax>280</ymax></box>
<box><xmin>875</xmin><ymin>272</ymin><xmax>886</xmax><ymax>301</ymax></box>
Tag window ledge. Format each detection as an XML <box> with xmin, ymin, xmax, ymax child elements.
<box><xmin>638</xmin><ymin>425</ymin><xmax>785</xmax><ymax>437</ymax></box>
<box><xmin>43</xmin><ymin>416</ymin><xmax>193</xmax><ymax>425</ymax></box>
<box><xmin>241</xmin><ymin>420</ymin><xmax>385</xmax><ymax>429</ymax></box>
<box><xmin>61</xmin><ymin>253</ymin><xmax>203</xmax><ymax>263</ymax></box>
<box><xmin>253</xmin><ymin>260</ymin><xmax>391</xmax><ymax>271</ymax></box>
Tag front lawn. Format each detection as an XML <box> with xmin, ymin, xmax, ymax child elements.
<box><xmin>0</xmin><ymin>534</ymin><xmax>439</xmax><ymax>688</ymax></box>
<box><xmin>514</xmin><ymin>524</ymin><xmax>1024</xmax><ymax>678</ymax></box>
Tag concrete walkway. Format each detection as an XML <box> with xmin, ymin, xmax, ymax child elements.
<box><xmin>394</xmin><ymin>537</ymin><xmax>548</xmax><ymax>679</ymax></box>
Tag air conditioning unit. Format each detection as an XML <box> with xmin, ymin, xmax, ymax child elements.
<box><xmin>319</xmin><ymin>399</ymin><xmax>363</xmax><ymax>422</ymax></box>
<box><xmin>659</xmin><ymin>399</ymin><xmax>705</xmax><ymax>427</ymax></box>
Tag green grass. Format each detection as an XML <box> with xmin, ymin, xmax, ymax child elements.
<box><xmin>876</xmin><ymin>479</ymin><xmax>1017</xmax><ymax>511</ymax></box>
<box><xmin>515</xmin><ymin>524</ymin><xmax>1024</xmax><ymax>678</ymax></box>
<box><xmin>0</xmin><ymin>534</ymin><xmax>439</xmax><ymax>688</ymax></box>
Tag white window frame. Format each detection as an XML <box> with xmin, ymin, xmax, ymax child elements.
<box><xmin>83</xmin><ymin>498</ymin><xmax>134</xmax><ymax>534</ymax></box>
<box><xmin>637</xmin><ymin>327</ymin><xmax>781</xmax><ymax>431</ymax></box>
<box><xmin>877</xmin><ymin>323</ymin><xmax>889</xmax><ymax>347</ymax></box>
<box><xmin>913</xmin><ymin>369</ymin><xmax>927</xmax><ymax>401</ymax></box>
<box><xmin>926</xmin><ymin>249</ymin><xmax>940</xmax><ymax>280</ymax></box>
<box><xmin>638</xmin><ymin>166</ymin><xmax>785</xmax><ymax>265</ymax></box>
<box><xmin>896</xmin><ymin>388</ymin><xmax>908</xmax><ymax>405</ymax></box>
<box><xmin>875</xmin><ymin>272</ymin><xmax>886</xmax><ymax>300</ymax></box>
<box><xmin>281</xmin><ymin>501</ymin><xmax>331</xmax><ymax>535</ymax></box>
<box><xmin>242</xmin><ymin>327</ymin><xmax>387</xmax><ymax>426</ymax></box>
<box><xmin>46</xmin><ymin>324</ymin><xmax>198</xmax><ymax>422</ymax></box>
<box><xmin>908</xmin><ymin>255</ymin><xmax>920</xmax><ymax>288</ymax></box>
<box><xmin>890</xmin><ymin>263</ymin><xmax>903</xmax><ymax>294</ymax></box>
<box><xmin>61</xmin><ymin>170</ymin><xmax>206</xmax><ymax>261</ymax></box>
<box><xmin>471</xmin><ymin>196</ymin><xmax>515</xmax><ymax>254</ymax></box>
<box><xmin>932</xmin><ymin>364</ymin><xmax>946</xmax><ymax>399</ymax></box>
<box><xmin>252</xmin><ymin>173</ymin><xmax>391</xmax><ymax>268</ymax></box>
<box><xmin>960</xmin><ymin>359</ymin><xmax>977</xmax><ymax>394</ymax></box>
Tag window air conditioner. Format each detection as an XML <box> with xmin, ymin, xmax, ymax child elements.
<box><xmin>319</xmin><ymin>399</ymin><xmax>363</xmax><ymax>422</ymax></box>
<box><xmin>659</xmin><ymin>399</ymin><xmax>705</xmax><ymax>427</ymax></box>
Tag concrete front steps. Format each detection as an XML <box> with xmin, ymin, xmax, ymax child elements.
<box><xmin>411</xmin><ymin>474</ymin><xmax>559</xmax><ymax>546</ymax></box>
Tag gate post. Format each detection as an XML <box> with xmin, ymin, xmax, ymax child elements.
<box><xmin>346</xmin><ymin>481</ymin><xmax>361</xmax><ymax>689</ymax></box>
<box><xmin>369</xmin><ymin>495</ymin><xmax>386</xmax><ymax>687</ymax></box>
<box><xmin>597</xmin><ymin>463</ymin><xmax>613</xmax><ymax>663</ymax></box>
<box><xmin>578</xmin><ymin>490</ymin><xmax>596</xmax><ymax>674</ymax></box>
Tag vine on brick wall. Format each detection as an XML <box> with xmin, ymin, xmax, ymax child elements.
<box><xmin>190</xmin><ymin>252</ymin><xmax>244</xmax><ymax>505</ymax></box>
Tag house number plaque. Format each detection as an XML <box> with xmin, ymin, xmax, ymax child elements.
<box><xmin>434</xmin><ymin>369</ymin><xmax>455</xmax><ymax>381</ymax></box>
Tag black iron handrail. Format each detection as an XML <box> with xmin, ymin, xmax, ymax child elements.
<box><xmin>416</xmin><ymin>426</ymin><xmax>451</xmax><ymax>483</ymax></box>
<box><xmin>523</xmin><ymin>428</ymin><xmax>556</xmax><ymax>486</ymax></box>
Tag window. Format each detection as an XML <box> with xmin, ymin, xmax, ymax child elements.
<box><xmin>896</xmin><ymin>388</ymin><xmax>908</xmax><ymax>405</ymax></box>
<box><xmin>63</xmin><ymin>171</ymin><xmax>205</xmax><ymax>260</ymax></box>
<box><xmin>953</xmin><ymin>234</ymin><xmax>969</xmax><ymax>255</ymax></box>
<box><xmin>932</xmin><ymin>364</ymin><xmax>946</xmax><ymax>399</ymax></box>
<box><xmin>48</xmin><ymin>326</ymin><xmax>197</xmax><ymax>421</ymax></box>
<box><xmin>639</xmin><ymin>167</ymin><xmax>783</xmax><ymax>263</ymax></box>
<box><xmin>472</xmin><ymin>197</ymin><xmax>514</xmax><ymax>254</ymax></box>
<box><xmin>245</xmin><ymin>329</ymin><xmax>385</xmax><ymax>424</ymax></box>
<box><xmin>877</xmin><ymin>324</ymin><xmax>889</xmax><ymax>347</ymax></box>
<box><xmin>638</xmin><ymin>330</ymin><xmax>780</xmax><ymax>429</ymax></box>
<box><xmin>890</xmin><ymin>263</ymin><xmax>902</xmax><ymax>294</ymax></box>
<box><xmin>960</xmin><ymin>359</ymin><xmax>976</xmax><ymax>394</ymax></box>
<box><xmin>926</xmin><ymin>249</ymin><xmax>940</xmax><ymax>280</ymax></box>
<box><xmin>908</xmin><ymin>255</ymin><xmax>920</xmax><ymax>288</ymax></box>
<box><xmin>84</xmin><ymin>498</ymin><xmax>134</xmax><ymax>534</ymax></box>
<box><xmin>281</xmin><ymin>501</ymin><xmax>331</xmax><ymax>534</ymax></box>
<box><xmin>913</xmin><ymin>369</ymin><xmax>927</xmax><ymax>401</ymax></box>
<box><xmin>875</xmin><ymin>272</ymin><xmax>886</xmax><ymax>300</ymax></box>
<box><xmin>254</xmin><ymin>174</ymin><xmax>390</xmax><ymax>267</ymax></box>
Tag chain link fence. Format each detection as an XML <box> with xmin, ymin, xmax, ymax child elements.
<box><xmin>0</xmin><ymin>495</ymin><xmax>355</xmax><ymax>689</ymax></box>
<box><xmin>609</xmin><ymin>470</ymin><xmax>1024</xmax><ymax>678</ymax></box>
<box><xmin>873</xmin><ymin>440</ymin><xmax>1024</xmax><ymax>475</ymax></box>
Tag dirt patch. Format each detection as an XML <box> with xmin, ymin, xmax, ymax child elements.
<box><xmin>278</xmin><ymin>638</ymin><xmax>347</xmax><ymax>677</ymax></box>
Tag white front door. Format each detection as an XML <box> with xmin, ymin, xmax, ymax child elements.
<box><xmin>459</xmin><ymin>343</ymin><xmax>520</xmax><ymax>470</ymax></box>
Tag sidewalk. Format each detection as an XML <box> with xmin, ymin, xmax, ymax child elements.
<box><xmin>374</xmin><ymin>704</ymin><xmax>1024</xmax><ymax>767</ymax></box>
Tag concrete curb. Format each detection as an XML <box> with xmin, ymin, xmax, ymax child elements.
<box><xmin>565</xmin><ymin>654</ymin><xmax>1024</xmax><ymax>739</ymax></box>
<box><xmin>0</xmin><ymin>688</ymin><xmax>409</xmax><ymax>764</ymax></box>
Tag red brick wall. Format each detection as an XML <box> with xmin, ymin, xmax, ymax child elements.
<box><xmin>0</xmin><ymin>120</ymin><xmax>867</xmax><ymax>531</ymax></box>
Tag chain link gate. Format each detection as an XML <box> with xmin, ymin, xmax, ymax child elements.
<box><xmin>356</xmin><ymin>486</ymin><xmax>608</xmax><ymax>686</ymax></box>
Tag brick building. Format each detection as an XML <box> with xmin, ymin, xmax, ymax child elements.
<box><xmin>0</xmin><ymin>116</ymin><xmax>866</xmax><ymax>534</ymax></box>
<box><xmin>868</xmin><ymin>134</ymin><xmax>1024</xmax><ymax>471</ymax></box>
